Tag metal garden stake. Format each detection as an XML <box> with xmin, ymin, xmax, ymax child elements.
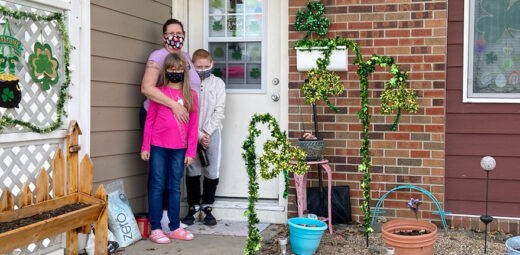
<box><xmin>480</xmin><ymin>156</ymin><xmax>496</xmax><ymax>254</ymax></box>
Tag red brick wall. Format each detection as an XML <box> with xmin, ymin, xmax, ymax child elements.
<box><xmin>287</xmin><ymin>0</ymin><xmax>447</xmax><ymax>224</ymax></box>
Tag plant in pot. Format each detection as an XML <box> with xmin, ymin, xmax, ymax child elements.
<box><xmin>382</xmin><ymin>198</ymin><xmax>438</xmax><ymax>255</ymax></box>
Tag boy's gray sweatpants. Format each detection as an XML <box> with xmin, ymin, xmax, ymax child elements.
<box><xmin>187</xmin><ymin>129</ymin><xmax>221</xmax><ymax>179</ymax></box>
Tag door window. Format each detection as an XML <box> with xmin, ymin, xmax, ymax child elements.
<box><xmin>206</xmin><ymin>0</ymin><xmax>264</xmax><ymax>92</ymax></box>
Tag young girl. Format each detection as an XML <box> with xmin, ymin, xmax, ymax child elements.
<box><xmin>141</xmin><ymin>53</ymin><xmax>198</xmax><ymax>244</ymax></box>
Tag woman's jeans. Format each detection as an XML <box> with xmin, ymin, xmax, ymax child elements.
<box><xmin>148</xmin><ymin>145</ymin><xmax>186</xmax><ymax>231</ymax></box>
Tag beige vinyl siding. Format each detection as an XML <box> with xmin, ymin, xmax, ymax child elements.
<box><xmin>90</xmin><ymin>0</ymin><xmax>171</xmax><ymax>212</ymax></box>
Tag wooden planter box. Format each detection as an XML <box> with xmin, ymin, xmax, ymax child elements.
<box><xmin>0</xmin><ymin>193</ymin><xmax>105</xmax><ymax>253</ymax></box>
<box><xmin>0</xmin><ymin>121</ymin><xmax>108</xmax><ymax>255</ymax></box>
<box><xmin>295</xmin><ymin>46</ymin><xmax>348</xmax><ymax>72</ymax></box>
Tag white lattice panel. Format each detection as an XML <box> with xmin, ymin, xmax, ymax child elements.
<box><xmin>0</xmin><ymin>0</ymin><xmax>66</xmax><ymax>134</ymax></box>
<box><xmin>0</xmin><ymin>140</ymin><xmax>64</xmax><ymax>254</ymax></box>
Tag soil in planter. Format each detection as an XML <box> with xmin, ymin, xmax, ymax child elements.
<box><xmin>0</xmin><ymin>202</ymin><xmax>89</xmax><ymax>234</ymax></box>
<box><xmin>393</xmin><ymin>229</ymin><xmax>431</xmax><ymax>236</ymax></box>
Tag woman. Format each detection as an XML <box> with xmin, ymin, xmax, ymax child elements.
<box><xmin>140</xmin><ymin>18</ymin><xmax>201</xmax><ymax>232</ymax></box>
<box><xmin>140</xmin><ymin>19</ymin><xmax>201</xmax><ymax>128</ymax></box>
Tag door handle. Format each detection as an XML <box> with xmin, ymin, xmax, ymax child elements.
<box><xmin>271</xmin><ymin>93</ymin><xmax>280</xmax><ymax>102</ymax></box>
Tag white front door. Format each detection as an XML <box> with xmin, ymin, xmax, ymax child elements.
<box><xmin>186</xmin><ymin>0</ymin><xmax>288</xmax><ymax>222</ymax></box>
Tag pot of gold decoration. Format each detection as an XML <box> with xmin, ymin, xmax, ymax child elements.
<box><xmin>0</xmin><ymin>19</ymin><xmax>22</xmax><ymax>108</ymax></box>
<box><xmin>0</xmin><ymin>73</ymin><xmax>21</xmax><ymax>108</ymax></box>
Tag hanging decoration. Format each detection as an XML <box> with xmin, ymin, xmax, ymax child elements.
<box><xmin>213</xmin><ymin>47</ymin><xmax>225</xmax><ymax>58</ymax></box>
<box><xmin>249</xmin><ymin>68</ymin><xmax>260</xmax><ymax>79</ymax></box>
<box><xmin>0</xmin><ymin>73</ymin><xmax>21</xmax><ymax>108</ymax></box>
<box><xmin>0</xmin><ymin>19</ymin><xmax>22</xmax><ymax>108</ymax></box>
<box><xmin>294</xmin><ymin>1</ymin><xmax>330</xmax><ymax>39</ymax></box>
<box><xmin>476</xmin><ymin>0</ymin><xmax>520</xmax><ymax>43</ymax></box>
<box><xmin>212</xmin><ymin>67</ymin><xmax>223</xmax><ymax>78</ymax></box>
<box><xmin>294</xmin><ymin>24</ymin><xmax>418</xmax><ymax>247</ymax></box>
<box><xmin>0</xmin><ymin>5</ymin><xmax>72</xmax><ymax>133</ymax></box>
<box><xmin>243</xmin><ymin>113</ymin><xmax>308</xmax><ymax>255</ymax></box>
<box><xmin>212</xmin><ymin>21</ymin><xmax>222</xmax><ymax>31</ymax></box>
<box><xmin>486</xmin><ymin>52</ymin><xmax>497</xmax><ymax>64</ymax></box>
<box><xmin>29</xmin><ymin>42</ymin><xmax>60</xmax><ymax>90</ymax></box>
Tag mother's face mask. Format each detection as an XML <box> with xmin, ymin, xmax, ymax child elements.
<box><xmin>164</xmin><ymin>34</ymin><xmax>184</xmax><ymax>50</ymax></box>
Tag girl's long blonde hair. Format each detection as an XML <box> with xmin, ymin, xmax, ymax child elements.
<box><xmin>162</xmin><ymin>53</ymin><xmax>194</xmax><ymax>112</ymax></box>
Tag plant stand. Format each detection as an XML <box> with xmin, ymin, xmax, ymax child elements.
<box><xmin>0</xmin><ymin>121</ymin><xmax>108</xmax><ymax>255</ymax></box>
<box><xmin>293</xmin><ymin>160</ymin><xmax>333</xmax><ymax>234</ymax></box>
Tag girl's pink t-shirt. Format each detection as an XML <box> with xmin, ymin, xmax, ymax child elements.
<box><xmin>141</xmin><ymin>87</ymin><xmax>199</xmax><ymax>158</ymax></box>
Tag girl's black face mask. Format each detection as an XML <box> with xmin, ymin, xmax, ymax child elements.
<box><xmin>166</xmin><ymin>71</ymin><xmax>184</xmax><ymax>83</ymax></box>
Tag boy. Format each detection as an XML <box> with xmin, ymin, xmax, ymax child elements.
<box><xmin>182</xmin><ymin>49</ymin><xmax>226</xmax><ymax>226</ymax></box>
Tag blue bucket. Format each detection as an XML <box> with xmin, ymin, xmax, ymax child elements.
<box><xmin>288</xmin><ymin>217</ymin><xmax>327</xmax><ymax>255</ymax></box>
<box><xmin>506</xmin><ymin>236</ymin><xmax>520</xmax><ymax>255</ymax></box>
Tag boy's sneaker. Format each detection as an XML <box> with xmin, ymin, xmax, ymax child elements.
<box><xmin>202</xmin><ymin>206</ymin><xmax>217</xmax><ymax>226</ymax></box>
<box><xmin>182</xmin><ymin>206</ymin><xmax>199</xmax><ymax>226</ymax></box>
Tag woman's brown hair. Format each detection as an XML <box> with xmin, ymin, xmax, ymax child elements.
<box><xmin>162</xmin><ymin>53</ymin><xmax>194</xmax><ymax>112</ymax></box>
<box><xmin>163</xmin><ymin>19</ymin><xmax>185</xmax><ymax>35</ymax></box>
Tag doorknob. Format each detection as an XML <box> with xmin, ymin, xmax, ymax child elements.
<box><xmin>271</xmin><ymin>93</ymin><xmax>280</xmax><ymax>102</ymax></box>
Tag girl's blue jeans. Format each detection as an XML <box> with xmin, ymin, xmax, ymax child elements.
<box><xmin>148</xmin><ymin>145</ymin><xmax>186</xmax><ymax>231</ymax></box>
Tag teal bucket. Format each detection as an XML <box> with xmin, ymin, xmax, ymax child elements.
<box><xmin>288</xmin><ymin>217</ymin><xmax>327</xmax><ymax>255</ymax></box>
<box><xmin>506</xmin><ymin>236</ymin><xmax>520</xmax><ymax>255</ymax></box>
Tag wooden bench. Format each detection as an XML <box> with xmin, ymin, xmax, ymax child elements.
<box><xmin>0</xmin><ymin>121</ymin><xmax>108</xmax><ymax>255</ymax></box>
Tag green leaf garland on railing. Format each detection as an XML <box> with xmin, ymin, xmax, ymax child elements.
<box><xmin>242</xmin><ymin>113</ymin><xmax>308</xmax><ymax>255</ymax></box>
<box><xmin>0</xmin><ymin>5</ymin><xmax>71</xmax><ymax>133</ymax></box>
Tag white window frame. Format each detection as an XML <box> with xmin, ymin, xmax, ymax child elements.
<box><xmin>463</xmin><ymin>0</ymin><xmax>520</xmax><ymax>103</ymax></box>
<box><xmin>203</xmin><ymin>0</ymin><xmax>267</xmax><ymax>94</ymax></box>
<box><xmin>0</xmin><ymin>0</ymin><xmax>90</xmax><ymax>156</ymax></box>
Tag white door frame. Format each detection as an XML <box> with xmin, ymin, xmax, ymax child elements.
<box><xmin>173</xmin><ymin>0</ymin><xmax>289</xmax><ymax>223</ymax></box>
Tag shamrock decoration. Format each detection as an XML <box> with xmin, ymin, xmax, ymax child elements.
<box><xmin>212</xmin><ymin>21</ymin><xmax>223</xmax><ymax>31</ymax></box>
<box><xmin>486</xmin><ymin>52</ymin><xmax>497</xmax><ymax>64</ymax></box>
<box><xmin>213</xmin><ymin>47</ymin><xmax>225</xmax><ymax>58</ymax></box>
<box><xmin>28</xmin><ymin>42</ymin><xmax>59</xmax><ymax>90</ymax></box>
<box><xmin>477</xmin><ymin>0</ymin><xmax>520</xmax><ymax>43</ymax></box>
<box><xmin>232</xmin><ymin>48</ymin><xmax>242</xmax><ymax>60</ymax></box>
<box><xmin>211</xmin><ymin>0</ymin><xmax>222</xmax><ymax>9</ymax></box>
<box><xmin>503</xmin><ymin>58</ymin><xmax>514</xmax><ymax>72</ymax></box>
<box><xmin>250</xmin><ymin>68</ymin><xmax>260</xmax><ymax>78</ymax></box>
<box><xmin>1</xmin><ymin>87</ymin><xmax>13</xmax><ymax>102</ymax></box>
<box><xmin>249</xmin><ymin>47</ymin><xmax>261</xmax><ymax>59</ymax></box>
<box><xmin>294</xmin><ymin>1</ymin><xmax>330</xmax><ymax>39</ymax></box>
<box><xmin>212</xmin><ymin>67</ymin><xmax>223</xmax><ymax>78</ymax></box>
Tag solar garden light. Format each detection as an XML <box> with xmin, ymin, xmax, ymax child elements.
<box><xmin>480</xmin><ymin>156</ymin><xmax>496</xmax><ymax>254</ymax></box>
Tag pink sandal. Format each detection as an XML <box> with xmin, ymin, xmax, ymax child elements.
<box><xmin>149</xmin><ymin>229</ymin><xmax>171</xmax><ymax>244</ymax></box>
<box><xmin>167</xmin><ymin>228</ymin><xmax>194</xmax><ymax>241</ymax></box>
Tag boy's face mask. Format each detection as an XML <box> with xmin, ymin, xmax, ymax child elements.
<box><xmin>164</xmin><ymin>34</ymin><xmax>184</xmax><ymax>50</ymax></box>
<box><xmin>196</xmin><ymin>66</ymin><xmax>213</xmax><ymax>80</ymax></box>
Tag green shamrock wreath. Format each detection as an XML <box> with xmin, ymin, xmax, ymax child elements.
<box><xmin>294</xmin><ymin>1</ymin><xmax>330</xmax><ymax>39</ymax></box>
<box><xmin>477</xmin><ymin>0</ymin><xmax>520</xmax><ymax>43</ymax></box>
<box><xmin>28</xmin><ymin>42</ymin><xmax>59</xmax><ymax>90</ymax></box>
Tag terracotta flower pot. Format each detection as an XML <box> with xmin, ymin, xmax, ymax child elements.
<box><xmin>382</xmin><ymin>219</ymin><xmax>438</xmax><ymax>255</ymax></box>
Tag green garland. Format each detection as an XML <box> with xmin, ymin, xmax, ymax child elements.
<box><xmin>296</xmin><ymin>38</ymin><xmax>351</xmax><ymax>112</ymax></box>
<box><xmin>242</xmin><ymin>113</ymin><xmax>308</xmax><ymax>254</ymax></box>
<box><xmin>294</xmin><ymin>1</ymin><xmax>329</xmax><ymax>39</ymax></box>
<box><xmin>295</xmin><ymin>36</ymin><xmax>418</xmax><ymax>235</ymax></box>
<box><xmin>0</xmin><ymin>5</ymin><xmax>71</xmax><ymax>133</ymax></box>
